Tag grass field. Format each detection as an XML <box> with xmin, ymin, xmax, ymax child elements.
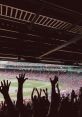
<box><xmin>0</xmin><ymin>78</ymin><xmax>70</xmax><ymax>101</ymax></box>
<box><xmin>0</xmin><ymin>78</ymin><xmax>52</xmax><ymax>101</ymax></box>
<box><xmin>0</xmin><ymin>74</ymin><xmax>80</xmax><ymax>101</ymax></box>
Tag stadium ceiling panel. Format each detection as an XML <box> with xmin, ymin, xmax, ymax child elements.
<box><xmin>0</xmin><ymin>0</ymin><xmax>81</xmax><ymax>65</ymax></box>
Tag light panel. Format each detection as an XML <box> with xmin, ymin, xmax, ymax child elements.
<box><xmin>45</xmin><ymin>18</ymin><xmax>54</xmax><ymax>27</ymax></box>
<box><xmin>23</xmin><ymin>11</ymin><xmax>28</xmax><ymax>20</ymax></box>
<box><xmin>35</xmin><ymin>15</ymin><xmax>45</xmax><ymax>24</ymax></box>
<box><xmin>58</xmin><ymin>22</ymin><xmax>67</xmax><ymax>29</ymax></box>
<box><xmin>19</xmin><ymin>10</ymin><xmax>23</xmax><ymax>19</ymax></box>
<box><xmin>62</xmin><ymin>23</ymin><xmax>72</xmax><ymax>30</ymax></box>
<box><xmin>52</xmin><ymin>20</ymin><xmax>60</xmax><ymax>27</ymax></box>
<box><xmin>41</xmin><ymin>17</ymin><xmax>49</xmax><ymax>25</ymax></box>
<box><xmin>0</xmin><ymin>4</ymin><xmax>36</xmax><ymax>23</ymax></box>
<box><xmin>14</xmin><ymin>8</ymin><xmax>18</xmax><ymax>18</ymax></box>
<box><xmin>10</xmin><ymin>7</ymin><xmax>13</xmax><ymax>17</ymax></box>
<box><xmin>54</xmin><ymin>21</ymin><xmax>64</xmax><ymax>29</ymax></box>
<box><xmin>0</xmin><ymin>4</ymin><xmax>81</xmax><ymax>35</ymax></box>
<box><xmin>5</xmin><ymin>6</ymin><xmax>8</xmax><ymax>16</ymax></box>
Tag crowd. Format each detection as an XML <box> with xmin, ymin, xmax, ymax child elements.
<box><xmin>0</xmin><ymin>73</ymin><xmax>82</xmax><ymax>117</ymax></box>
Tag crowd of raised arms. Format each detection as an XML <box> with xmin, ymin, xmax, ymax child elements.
<box><xmin>0</xmin><ymin>73</ymin><xmax>82</xmax><ymax>117</ymax></box>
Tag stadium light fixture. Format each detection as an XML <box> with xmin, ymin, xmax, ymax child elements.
<box><xmin>23</xmin><ymin>11</ymin><xmax>28</xmax><ymax>20</ymax></box>
<box><xmin>0</xmin><ymin>4</ymin><xmax>82</xmax><ymax>35</ymax></box>
<box><xmin>19</xmin><ymin>10</ymin><xmax>23</xmax><ymax>19</ymax></box>
<box><xmin>27</xmin><ymin>12</ymin><xmax>33</xmax><ymax>21</ymax></box>
<box><xmin>57</xmin><ymin>22</ymin><xmax>67</xmax><ymax>29</ymax></box>
<box><xmin>10</xmin><ymin>7</ymin><xmax>13</xmax><ymax>17</ymax></box>
<box><xmin>61</xmin><ymin>23</ymin><xmax>71</xmax><ymax>30</ymax></box>
<box><xmin>41</xmin><ymin>17</ymin><xmax>49</xmax><ymax>25</ymax></box>
<box><xmin>52</xmin><ymin>20</ymin><xmax>60</xmax><ymax>27</ymax></box>
<box><xmin>54</xmin><ymin>21</ymin><xmax>63</xmax><ymax>29</ymax></box>
<box><xmin>14</xmin><ymin>8</ymin><xmax>18</xmax><ymax>18</ymax></box>
<box><xmin>48</xmin><ymin>19</ymin><xmax>56</xmax><ymax>27</ymax></box>
<box><xmin>5</xmin><ymin>6</ymin><xmax>8</xmax><ymax>16</ymax></box>
<box><xmin>44</xmin><ymin>18</ymin><xmax>53</xmax><ymax>26</ymax></box>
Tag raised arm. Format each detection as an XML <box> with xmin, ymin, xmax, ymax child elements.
<box><xmin>48</xmin><ymin>76</ymin><xmax>58</xmax><ymax>117</ymax></box>
<box><xmin>40</xmin><ymin>88</ymin><xmax>42</xmax><ymax>97</ymax></box>
<box><xmin>50</xmin><ymin>76</ymin><xmax>58</xmax><ymax>100</ymax></box>
<box><xmin>35</xmin><ymin>88</ymin><xmax>40</xmax><ymax>98</ymax></box>
<box><xmin>43</xmin><ymin>88</ymin><xmax>48</xmax><ymax>99</ymax></box>
<box><xmin>31</xmin><ymin>88</ymin><xmax>40</xmax><ymax>101</ymax></box>
<box><xmin>16</xmin><ymin>73</ymin><xmax>28</xmax><ymax>108</ymax></box>
<box><xmin>31</xmin><ymin>88</ymin><xmax>36</xmax><ymax>101</ymax></box>
<box><xmin>0</xmin><ymin>80</ymin><xmax>14</xmax><ymax>109</ymax></box>
<box><xmin>56</xmin><ymin>83</ymin><xmax>60</xmax><ymax>97</ymax></box>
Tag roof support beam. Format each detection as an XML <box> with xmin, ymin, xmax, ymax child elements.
<box><xmin>39</xmin><ymin>34</ymin><xmax>82</xmax><ymax>58</ymax></box>
<box><xmin>59</xmin><ymin>50</ymin><xmax>82</xmax><ymax>55</ymax></box>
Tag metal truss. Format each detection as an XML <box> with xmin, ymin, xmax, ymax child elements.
<box><xmin>0</xmin><ymin>4</ymin><xmax>82</xmax><ymax>34</ymax></box>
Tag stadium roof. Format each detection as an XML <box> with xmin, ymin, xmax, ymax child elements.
<box><xmin>0</xmin><ymin>0</ymin><xmax>82</xmax><ymax>65</ymax></box>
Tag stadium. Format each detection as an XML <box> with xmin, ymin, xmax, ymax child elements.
<box><xmin>0</xmin><ymin>61</ymin><xmax>82</xmax><ymax>100</ymax></box>
<box><xmin>0</xmin><ymin>0</ymin><xmax>82</xmax><ymax>117</ymax></box>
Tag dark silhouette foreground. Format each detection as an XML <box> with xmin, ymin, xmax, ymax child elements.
<box><xmin>0</xmin><ymin>73</ymin><xmax>82</xmax><ymax>117</ymax></box>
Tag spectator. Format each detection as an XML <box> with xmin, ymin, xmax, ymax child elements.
<box><xmin>0</xmin><ymin>73</ymin><xmax>82</xmax><ymax>117</ymax></box>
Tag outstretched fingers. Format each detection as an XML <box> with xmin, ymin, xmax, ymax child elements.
<box><xmin>0</xmin><ymin>80</ymin><xmax>11</xmax><ymax>95</ymax></box>
<box><xmin>24</xmin><ymin>77</ymin><xmax>28</xmax><ymax>81</ymax></box>
<box><xmin>8</xmin><ymin>81</ymin><xmax>11</xmax><ymax>87</ymax></box>
<box><xmin>16</xmin><ymin>73</ymin><xmax>28</xmax><ymax>85</ymax></box>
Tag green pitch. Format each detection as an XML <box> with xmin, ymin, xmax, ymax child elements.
<box><xmin>0</xmin><ymin>78</ymin><xmax>51</xmax><ymax>101</ymax></box>
<box><xmin>0</xmin><ymin>77</ymin><xmax>68</xmax><ymax>101</ymax></box>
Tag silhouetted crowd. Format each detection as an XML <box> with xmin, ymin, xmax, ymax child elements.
<box><xmin>0</xmin><ymin>73</ymin><xmax>82</xmax><ymax>117</ymax></box>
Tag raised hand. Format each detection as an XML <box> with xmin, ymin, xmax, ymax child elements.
<box><xmin>50</xmin><ymin>75</ymin><xmax>58</xmax><ymax>85</ymax></box>
<box><xmin>56</xmin><ymin>83</ymin><xmax>59</xmax><ymax>88</ymax></box>
<box><xmin>31</xmin><ymin>88</ymin><xmax>37</xmax><ymax>100</ymax></box>
<box><xmin>0</xmin><ymin>80</ymin><xmax>14</xmax><ymax>109</ymax></box>
<box><xmin>43</xmin><ymin>89</ymin><xmax>45</xmax><ymax>93</ymax></box>
<box><xmin>56</xmin><ymin>83</ymin><xmax>60</xmax><ymax>95</ymax></box>
<box><xmin>32</xmin><ymin>87</ymin><xmax>36</xmax><ymax>93</ymax></box>
<box><xmin>16</xmin><ymin>73</ymin><xmax>28</xmax><ymax>85</ymax></box>
<box><xmin>43</xmin><ymin>88</ymin><xmax>48</xmax><ymax>99</ymax></box>
<box><xmin>16</xmin><ymin>73</ymin><xmax>28</xmax><ymax>107</ymax></box>
<box><xmin>39</xmin><ymin>88</ymin><xmax>42</xmax><ymax>97</ymax></box>
<box><xmin>0</xmin><ymin>80</ymin><xmax>11</xmax><ymax>95</ymax></box>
